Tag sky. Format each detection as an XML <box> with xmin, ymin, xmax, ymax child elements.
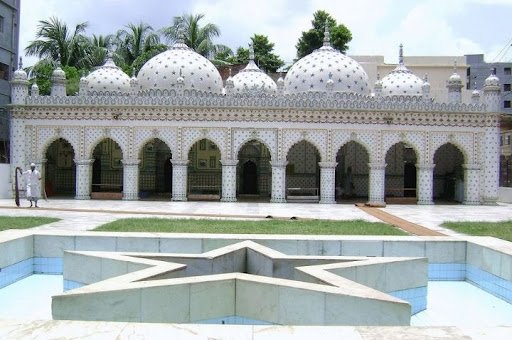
<box><xmin>19</xmin><ymin>0</ymin><xmax>512</xmax><ymax>68</ymax></box>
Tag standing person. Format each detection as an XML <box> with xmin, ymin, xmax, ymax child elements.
<box><xmin>23</xmin><ymin>163</ymin><xmax>42</xmax><ymax>208</ymax></box>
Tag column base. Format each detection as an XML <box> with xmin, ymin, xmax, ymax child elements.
<box><xmin>123</xmin><ymin>193</ymin><xmax>139</xmax><ymax>201</ymax></box>
<box><xmin>319</xmin><ymin>198</ymin><xmax>336</xmax><ymax>204</ymax></box>
<box><xmin>463</xmin><ymin>200</ymin><xmax>481</xmax><ymax>205</ymax></box>
<box><xmin>417</xmin><ymin>199</ymin><xmax>434</xmax><ymax>205</ymax></box>
<box><xmin>221</xmin><ymin>197</ymin><xmax>237</xmax><ymax>202</ymax></box>
<box><xmin>482</xmin><ymin>197</ymin><xmax>498</xmax><ymax>205</ymax></box>
<box><xmin>172</xmin><ymin>196</ymin><xmax>187</xmax><ymax>202</ymax></box>
<box><xmin>74</xmin><ymin>195</ymin><xmax>91</xmax><ymax>200</ymax></box>
<box><xmin>270</xmin><ymin>197</ymin><xmax>287</xmax><ymax>203</ymax></box>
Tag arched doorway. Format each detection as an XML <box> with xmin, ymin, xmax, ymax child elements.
<box><xmin>433</xmin><ymin>143</ymin><xmax>465</xmax><ymax>203</ymax></box>
<box><xmin>91</xmin><ymin>138</ymin><xmax>123</xmax><ymax>198</ymax></box>
<box><xmin>237</xmin><ymin>140</ymin><xmax>271</xmax><ymax>200</ymax></box>
<box><xmin>286</xmin><ymin>140</ymin><xmax>320</xmax><ymax>202</ymax></box>
<box><xmin>385</xmin><ymin>142</ymin><xmax>418</xmax><ymax>203</ymax></box>
<box><xmin>335</xmin><ymin>141</ymin><xmax>369</xmax><ymax>202</ymax></box>
<box><xmin>44</xmin><ymin>138</ymin><xmax>75</xmax><ymax>197</ymax></box>
<box><xmin>187</xmin><ymin>138</ymin><xmax>222</xmax><ymax>200</ymax></box>
<box><xmin>138</xmin><ymin>138</ymin><xmax>172</xmax><ymax>199</ymax></box>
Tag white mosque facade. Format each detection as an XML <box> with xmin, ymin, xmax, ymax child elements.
<box><xmin>9</xmin><ymin>32</ymin><xmax>502</xmax><ymax>206</ymax></box>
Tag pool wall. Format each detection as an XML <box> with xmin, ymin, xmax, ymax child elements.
<box><xmin>1</xmin><ymin>231</ymin><xmax>512</xmax><ymax>319</ymax></box>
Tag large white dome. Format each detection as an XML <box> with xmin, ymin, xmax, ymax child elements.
<box><xmin>284</xmin><ymin>28</ymin><xmax>369</xmax><ymax>95</ymax></box>
<box><xmin>380</xmin><ymin>44</ymin><xmax>424</xmax><ymax>97</ymax></box>
<box><xmin>231</xmin><ymin>45</ymin><xmax>276</xmax><ymax>95</ymax></box>
<box><xmin>85</xmin><ymin>55</ymin><xmax>131</xmax><ymax>95</ymax></box>
<box><xmin>138</xmin><ymin>41</ymin><xmax>223</xmax><ymax>94</ymax></box>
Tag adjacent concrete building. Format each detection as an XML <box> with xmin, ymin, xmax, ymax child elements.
<box><xmin>465</xmin><ymin>54</ymin><xmax>512</xmax><ymax>115</ymax></box>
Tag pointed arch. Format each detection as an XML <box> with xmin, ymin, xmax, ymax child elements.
<box><xmin>187</xmin><ymin>138</ymin><xmax>222</xmax><ymax>200</ymax></box>
<box><xmin>384</xmin><ymin>142</ymin><xmax>418</xmax><ymax>202</ymax></box>
<box><xmin>237</xmin><ymin>139</ymin><xmax>272</xmax><ymax>199</ymax></box>
<box><xmin>91</xmin><ymin>138</ymin><xmax>124</xmax><ymax>196</ymax></box>
<box><xmin>286</xmin><ymin>140</ymin><xmax>321</xmax><ymax>202</ymax></box>
<box><xmin>433</xmin><ymin>143</ymin><xmax>465</xmax><ymax>203</ymax></box>
<box><xmin>138</xmin><ymin>138</ymin><xmax>173</xmax><ymax>199</ymax></box>
<box><xmin>335</xmin><ymin>140</ymin><xmax>369</xmax><ymax>201</ymax></box>
<box><xmin>44</xmin><ymin>138</ymin><xmax>76</xmax><ymax>197</ymax></box>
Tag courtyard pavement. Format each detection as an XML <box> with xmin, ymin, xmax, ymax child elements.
<box><xmin>0</xmin><ymin>198</ymin><xmax>511</xmax><ymax>235</ymax></box>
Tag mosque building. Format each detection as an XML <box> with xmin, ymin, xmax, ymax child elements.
<box><xmin>9</xmin><ymin>28</ymin><xmax>502</xmax><ymax>206</ymax></box>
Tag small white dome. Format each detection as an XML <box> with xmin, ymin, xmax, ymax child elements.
<box><xmin>284</xmin><ymin>27</ymin><xmax>369</xmax><ymax>95</ymax></box>
<box><xmin>12</xmin><ymin>57</ymin><xmax>28</xmax><ymax>81</ymax></box>
<box><xmin>484</xmin><ymin>72</ymin><xmax>500</xmax><ymax>87</ymax></box>
<box><xmin>381</xmin><ymin>44</ymin><xmax>424</xmax><ymax>97</ymax></box>
<box><xmin>231</xmin><ymin>44</ymin><xmax>276</xmax><ymax>95</ymax></box>
<box><xmin>138</xmin><ymin>41</ymin><xmax>223</xmax><ymax>94</ymax></box>
<box><xmin>52</xmin><ymin>66</ymin><xmax>66</xmax><ymax>81</ymax></box>
<box><xmin>85</xmin><ymin>55</ymin><xmax>130</xmax><ymax>95</ymax></box>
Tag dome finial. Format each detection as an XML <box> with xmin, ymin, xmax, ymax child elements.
<box><xmin>249</xmin><ymin>43</ymin><xmax>255</xmax><ymax>61</ymax></box>
<box><xmin>228</xmin><ymin>67</ymin><xmax>232</xmax><ymax>77</ymax></box>
<box><xmin>399</xmin><ymin>43</ymin><xmax>404</xmax><ymax>65</ymax></box>
<box><xmin>453</xmin><ymin>60</ymin><xmax>457</xmax><ymax>73</ymax></box>
<box><xmin>377</xmin><ymin>73</ymin><xmax>380</xmax><ymax>81</ymax></box>
<box><xmin>323</xmin><ymin>24</ymin><xmax>331</xmax><ymax>47</ymax></box>
<box><xmin>424</xmin><ymin>73</ymin><xmax>428</xmax><ymax>82</ymax></box>
<box><xmin>18</xmin><ymin>57</ymin><xmax>23</xmax><ymax>70</ymax></box>
<box><xmin>176</xmin><ymin>24</ymin><xmax>185</xmax><ymax>45</ymax></box>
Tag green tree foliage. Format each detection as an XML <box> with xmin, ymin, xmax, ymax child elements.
<box><xmin>28</xmin><ymin>62</ymin><xmax>81</xmax><ymax>96</ymax></box>
<box><xmin>84</xmin><ymin>34</ymin><xmax>114</xmax><ymax>68</ymax></box>
<box><xmin>230</xmin><ymin>34</ymin><xmax>284</xmax><ymax>73</ymax></box>
<box><xmin>114</xmin><ymin>22</ymin><xmax>160</xmax><ymax>71</ymax></box>
<box><xmin>161</xmin><ymin>13</ymin><xmax>231</xmax><ymax>59</ymax></box>
<box><xmin>25</xmin><ymin>16</ymin><xmax>90</xmax><ymax>68</ymax></box>
<box><xmin>296</xmin><ymin>10</ymin><xmax>352</xmax><ymax>58</ymax></box>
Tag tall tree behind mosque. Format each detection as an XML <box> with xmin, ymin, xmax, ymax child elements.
<box><xmin>161</xmin><ymin>13</ymin><xmax>232</xmax><ymax>60</ymax></box>
<box><xmin>25</xmin><ymin>16</ymin><xmax>90</xmax><ymax>68</ymax></box>
<box><xmin>113</xmin><ymin>22</ymin><xmax>162</xmax><ymax>75</ymax></box>
<box><xmin>295</xmin><ymin>10</ymin><xmax>352</xmax><ymax>58</ymax></box>
<box><xmin>230</xmin><ymin>34</ymin><xmax>284</xmax><ymax>73</ymax></box>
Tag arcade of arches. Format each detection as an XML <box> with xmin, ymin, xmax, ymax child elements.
<box><xmin>41</xmin><ymin>137</ymin><xmax>472</xmax><ymax>205</ymax></box>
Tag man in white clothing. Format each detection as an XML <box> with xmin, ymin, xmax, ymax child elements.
<box><xmin>23</xmin><ymin>163</ymin><xmax>41</xmax><ymax>208</ymax></box>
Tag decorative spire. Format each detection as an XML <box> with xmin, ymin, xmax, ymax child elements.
<box><xmin>453</xmin><ymin>60</ymin><xmax>457</xmax><ymax>73</ymax></box>
<box><xmin>18</xmin><ymin>57</ymin><xmax>23</xmax><ymax>70</ymax></box>
<box><xmin>228</xmin><ymin>67</ymin><xmax>232</xmax><ymax>77</ymax></box>
<box><xmin>249</xmin><ymin>43</ymin><xmax>255</xmax><ymax>61</ymax></box>
<box><xmin>176</xmin><ymin>25</ymin><xmax>185</xmax><ymax>45</ymax></box>
<box><xmin>376</xmin><ymin>73</ymin><xmax>380</xmax><ymax>81</ymax></box>
<box><xmin>423</xmin><ymin>73</ymin><xmax>428</xmax><ymax>82</ymax></box>
<box><xmin>491</xmin><ymin>67</ymin><xmax>496</xmax><ymax>75</ymax></box>
<box><xmin>323</xmin><ymin>24</ymin><xmax>331</xmax><ymax>47</ymax></box>
<box><xmin>399</xmin><ymin>44</ymin><xmax>404</xmax><ymax>65</ymax></box>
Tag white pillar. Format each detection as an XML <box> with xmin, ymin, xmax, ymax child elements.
<box><xmin>482</xmin><ymin>127</ymin><xmax>499</xmax><ymax>205</ymax></box>
<box><xmin>122</xmin><ymin>159</ymin><xmax>140</xmax><ymax>200</ymax></box>
<box><xmin>368</xmin><ymin>163</ymin><xmax>386</xmax><ymax>207</ymax></box>
<box><xmin>463</xmin><ymin>163</ymin><xmax>481</xmax><ymax>205</ymax></box>
<box><xmin>75</xmin><ymin>159</ymin><xmax>94</xmax><ymax>199</ymax></box>
<box><xmin>171</xmin><ymin>159</ymin><xmax>188</xmax><ymax>201</ymax></box>
<box><xmin>416</xmin><ymin>163</ymin><xmax>434</xmax><ymax>205</ymax></box>
<box><xmin>319</xmin><ymin>162</ymin><xmax>337</xmax><ymax>204</ymax></box>
<box><xmin>220</xmin><ymin>159</ymin><xmax>238</xmax><ymax>202</ymax></box>
<box><xmin>270</xmin><ymin>160</ymin><xmax>287</xmax><ymax>203</ymax></box>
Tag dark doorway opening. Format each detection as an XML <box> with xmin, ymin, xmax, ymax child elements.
<box><xmin>242</xmin><ymin>160</ymin><xmax>258</xmax><ymax>194</ymax></box>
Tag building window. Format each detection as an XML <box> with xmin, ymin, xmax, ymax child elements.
<box><xmin>501</xmin><ymin>136</ymin><xmax>504</xmax><ymax>146</ymax></box>
<box><xmin>505</xmin><ymin>67</ymin><xmax>511</xmax><ymax>76</ymax></box>
<box><xmin>0</xmin><ymin>16</ymin><xmax>4</xmax><ymax>33</ymax></box>
<box><xmin>505</xmin><ymin>84</ymin><xmax>511</xmax><ymax>92</ymax></box>
<box><xmin>493</xmin><ymin>67</ymin><xmax>497</xmax><ymax>74</ymax></box>
<box><xmin>509</xmin><ymin>136</ymin><xmax>511</xmax><ymax>145</ymax></box>
<box><xmin>505</xmin><ymin>100</ymin><xmax>511</xmax><ymax>108</ymax></box>
<box><xmin>0</xmin><ymin>63</ymin><xmax>8</xmax><ymax>81</ymax></box>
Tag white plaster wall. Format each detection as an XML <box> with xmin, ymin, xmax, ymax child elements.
<box><xmin>498</xmin><ymin>187</ymin><xmax>512</xmax><ymax>203</ymax></box>
<box><xmin>0</xmin><ymin>164</ymin><xmax>11</xmax><ymax>198</ymax></box>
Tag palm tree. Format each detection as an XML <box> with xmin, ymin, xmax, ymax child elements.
<box><xmin>161</xmin><ymin>13</ymin><xmax>231</xmax><ymax>59</ymax></box>
<box><xmin>83</xmin><ymin>34</ymin><xmax>114</xmax><ymax>68</ymax></box>
<box><xmin>25</xmin><ymin>16</ymin><xmax>90</xmax><ymax>68</ymax></box>
<box><xmin>114</xmin><ymin>22</ymin><xmax>160</xmax><ymax>69</ymax></box>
